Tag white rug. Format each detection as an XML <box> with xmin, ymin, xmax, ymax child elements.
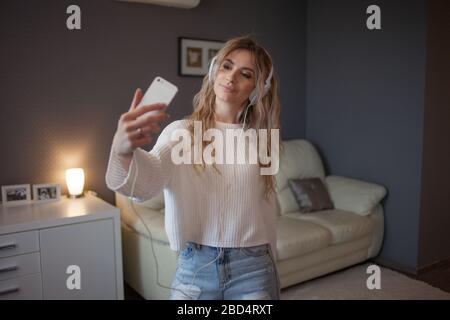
<box><xmin>281</xmin><ymin>263</ymin><xmax>450</xmax><ymax>300</ymax></box>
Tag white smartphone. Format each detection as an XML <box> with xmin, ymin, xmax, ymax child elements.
<box><xmin>137</xmin><ymin>76</ymin><xmax>178</xmax><ymax>116</ymax></box>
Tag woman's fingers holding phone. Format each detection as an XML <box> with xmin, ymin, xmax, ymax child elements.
<box><xmin>122</xmin><ymin>92</ymin><xmax>166</xmax><ymax>121</ymax></box>
<box><xmin>130</xmin><ymin>103</ymin><xmax>167</xmax><ymax>120</ymax></box>
<box><xmin>129</xmin><ymin>88</ymin><xmax>143</xmax><ymax>112</ymax></box>
<box><xmin>128</xmin><ymin>111</ymin><xmax>169</xmax><ymax>132</ymax></box>
<box><xmin>130</xmin><ymin>123</ymin><xmax>161</xmax><ymax>139</ymax></box>
<box><xmin>122</xmin><ymin>111</ymin><xmax>168</xmax><ymax>150</ymax></box>
<box><xmin>128</xmin><ymin>120</ymin><xmax>166</xmax><ymax>148</ymax></box>
<box><xmin>113</xmin><ymin>91</ymin><xmax>170</xmax><ymax>157</ymax></box>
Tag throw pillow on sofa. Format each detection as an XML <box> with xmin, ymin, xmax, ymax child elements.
<box><xmin>288</xmin><ymin>178</ymin><xmax>334</xmax><ymax>213</ymax></box>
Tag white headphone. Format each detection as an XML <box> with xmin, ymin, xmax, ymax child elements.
<box><xmin>208</xmin><ymin>56</ymin><xmax>273</xmax><ymax>106</ymax></box>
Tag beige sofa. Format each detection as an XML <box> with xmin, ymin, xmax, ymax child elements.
<box><xmin>115</xmin><ymin>139</ymin><xmax>387</xmax><ymax>299</ymax></box>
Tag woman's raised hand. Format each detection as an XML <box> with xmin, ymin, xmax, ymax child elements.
<box><xmin>112</xmin><ymin>88</ymin><xmax>170</xmax><ymax>158</ymax></box>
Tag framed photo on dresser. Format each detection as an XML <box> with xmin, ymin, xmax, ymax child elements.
<box><xmin>1</xmin><ymin>184</ymin><xmax>31</xmax><ymax>206</ymax></box>
<box><xmin>33</xmin><ymin>183</ymin><xmax>61</xmax><ymax>203</ymax></box>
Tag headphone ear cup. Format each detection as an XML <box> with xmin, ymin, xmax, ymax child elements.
<box><xmin>263</xmin><ymin>67</ymin><xmax>273</xmax><ymax>96</ymax></box>
<box><xmin>208</xmin><ymin>56</ymin><xmax>218</xmax><ymax>83</ymax></box>
<box><xmin>249</xmin><ymin>67</ymin><xmax>273</xmax><ymax>106</ymax></box>
<box><xmin>263</xmin><ymin>81</ymin><xmax>271</xmax><ymax>96</ymax></box>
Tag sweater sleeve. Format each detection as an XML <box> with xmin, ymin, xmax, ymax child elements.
<box><xmin>105</xmin><ymin>120</ymin><xmax>186</xmax><ymax>202</ymax></box>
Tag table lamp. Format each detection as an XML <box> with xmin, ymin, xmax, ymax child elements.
<box><xmin>65</xmin><ymin>168</ymin><xmax>85</xmax><ymax>198</ymax></box>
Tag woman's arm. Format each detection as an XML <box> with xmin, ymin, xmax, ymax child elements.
<box><xmin>105</xmin><ymin>120</ymin><xmax>184</xmax><ymax>202</ymax></box>
<box><xmin>105</xmin><ymin>88</ymin><xmax>172</xmax><ymax>201</ymax></box>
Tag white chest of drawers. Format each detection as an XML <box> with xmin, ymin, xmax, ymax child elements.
<box><xmin>0</xmin><ymin>194</ymin><xmax>124</xmax><ymax>300</ymax></box>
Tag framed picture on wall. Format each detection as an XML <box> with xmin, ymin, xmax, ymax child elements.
<box><xmin>1</xmin><ymin>184</ymin><xmax>31</xmax><ymax>206</ymax></box>
<box><xmin>178</xmin><ymin>37</ymin><xmax>225</xmax><ymax>77</ymax></box>
<box><xmin>33</xmin><ymin>183</ymin><xmax>61</xmax><ymax>203</ymax></box>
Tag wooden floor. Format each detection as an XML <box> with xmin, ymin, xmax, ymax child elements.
<box><xmin>414</xmin><ymin>263</ymin><xmax>450</xmax><ymax>293</ymax></box>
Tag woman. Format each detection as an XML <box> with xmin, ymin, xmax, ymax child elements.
<box><xmin>106</xmin><ymin>36</ymin><xmax>281</xmax><ymax>300</ymax></box>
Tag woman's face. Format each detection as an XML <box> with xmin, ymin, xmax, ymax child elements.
<box><xmin>213</xmin><ymin>49</ymin><xmax>256</xmax><ymax>107</ymax></box>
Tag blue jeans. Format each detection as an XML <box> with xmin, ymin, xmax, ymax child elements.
<box><xmin>169</xmin><ymin>242</ymin><xmax>280</xmax><ymax>300</ymax></box>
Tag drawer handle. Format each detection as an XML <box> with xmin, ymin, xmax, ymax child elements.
<box><xmin>0</xmin><ymin>265</ymin><xmax>18</xmax><ymax>273</ymax></box>
<box><xmin>0</xmin><ymin>243</ymin><xmax>17</xmax><ymax>250</ymax></box>
<box><xmin>0</xmin><ymin>286</ymin><xmax>20</xmax><ymax>295</ymax></box>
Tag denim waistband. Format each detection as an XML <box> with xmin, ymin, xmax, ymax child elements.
<box><xmin>187</xmin><ymin>242</ymin><xmax>268</xmax><ymax>249</ymax></box>
<box><xmin>185</xmin><ymin>242</ymin><xmax>270</xmax><ymax>257</ymax></box>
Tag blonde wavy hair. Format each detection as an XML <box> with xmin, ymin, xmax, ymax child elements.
<box><xmin>186</xmin><ymin>36</ymin><xmax>281</xmax><ymax>198</ymax></box>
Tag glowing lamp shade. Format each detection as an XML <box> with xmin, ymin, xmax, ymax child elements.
<box><xmin>65</xmin><ymin>168</ymin><xmax>85</xmax><ymax>198</ymax></box>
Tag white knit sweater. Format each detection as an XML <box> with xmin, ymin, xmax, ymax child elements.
<box><xmin>105</xmin><ymin>119</ymin><xmax>277</xmax><ymax>253</ymax></box>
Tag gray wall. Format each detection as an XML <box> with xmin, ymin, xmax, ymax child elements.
<box><xmin>0</xmin><ymin>0</ymin><xmax>307</xmax><ymax>205</ymax></box>
<box><xmin>418</xmin><ymin>0</ymin><xmax>450</xmax><ymax>270</ymax></box>
<box><xmin>2</xmin><ymin>0</ymin><xmax>446</xmax><ymax>273</ymax></box>
<box><xmin>306</xmin><ymin>0</ymin><xmax>428</xmax><ymax>270</ymax></box>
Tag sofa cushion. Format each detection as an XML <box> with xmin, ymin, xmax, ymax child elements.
<box><xmin>277</xmin><ymin>187</ymin><xmax>300</xmax><ymax>215</ymax></box>
<box><xmin>119</xmin><ymin>198</ymin><xmax>169</xmax><ymax>244</ymax></box>
<box><xmin>285</xmin><ymin>209</ymin><xmax>375</xmax><ymax>245</ymax></box>
<box><xmin>288</xmin><ymin>178</ymin><xmax>334</xmax><ymax>213</ymax></box>
<box><xmin>277</xmin><ymin>216</ymin><xmax>331</xmax><ymax>261</ymax></box>
<box><xmin>275</xmin><ymin>140</ymin><xmax>325</xmax><ymax>215</ymax></box>
<box><xmin>139</xmin><ymin>191</ymin><xmax>165</xmax><ymax>210</ymax></box>
<box><xmin>325</xmin><ymin>175</ymin><xmax>387</xmax><ymax>216</ymax></box>
<box><xmin>275</xmin><ymin>140</ymin><xmax>325</xmax><ymax>192</ymax></box>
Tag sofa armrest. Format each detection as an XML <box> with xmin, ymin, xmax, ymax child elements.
<box><xmin>325</xmin><ymin>175</ymin><xmax>387</xmax><ymax>216</ymax></box>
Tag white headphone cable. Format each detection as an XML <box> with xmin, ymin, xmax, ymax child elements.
<box><xmin>128</xmin><ymin>156</ymin><xmax>197</xmax><ymax>298</ymax></box>
<box><xmin>125</xmin><ymin>75</ymin><xmax>255</xmax><ymax>297</ymax></box>
<box><xmin>127</xmin><ymin>149</ymin><xmax>226</xmax><ymax>298</ymax></box>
